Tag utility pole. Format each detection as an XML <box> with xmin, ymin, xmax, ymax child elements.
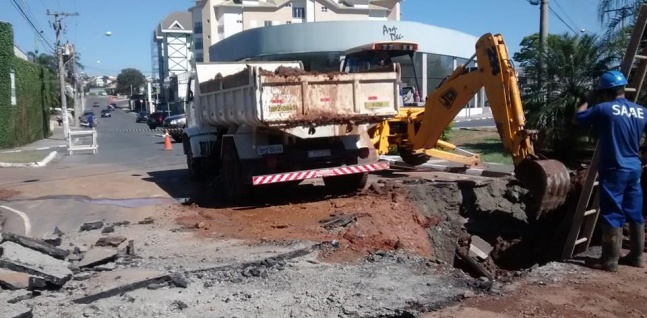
<box><xmin>48</xmin><ymin>10</ymin><xmax>79</xmax><ymax>139</ymax></box>
<box><xmin>70</xmin><ymin>43</ymin><xmax>81</xmax><ymax>128</ymax></box>
<box><xmin>538</xmin><ymin>0</ymin><xmax>548</xmax><ymax>100</ymax></box>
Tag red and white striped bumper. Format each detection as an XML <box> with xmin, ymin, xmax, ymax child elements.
<box><xmin>252</xmin><ymin>162</ymin><xmax>390</xmax><ymax>186</ymax></box>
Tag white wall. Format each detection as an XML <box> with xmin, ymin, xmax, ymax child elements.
<box><xmin>306</xmin><ymin>0</ymin><xmax>315</xmax><ymax>22</ymax></box>
<box><xmin>222</xmin><ymin>7</ymin><xmax>243</xmax><ymax>39</ymax></box>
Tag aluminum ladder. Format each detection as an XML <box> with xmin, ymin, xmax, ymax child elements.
<box><xmin>561</xmin><ymin>4</ymin><xmax>647</xmax><ymax>260</ymax></box>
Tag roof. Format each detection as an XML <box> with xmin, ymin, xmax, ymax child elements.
<box><xmin>209</xmin><ymin>20</ymin><xmax>479</xmax><ymax>62</ymax></box>
<box><xmin>214</xmin><ymin>0</ymin><xmax>390</xmax><ymax>11</ymax></box>
<box><xmin>154</xmin><ymin>11</ymin><xmax>192</xmax><ymax>41</ymax></box>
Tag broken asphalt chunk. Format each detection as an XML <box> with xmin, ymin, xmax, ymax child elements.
<box><xmin>169</xmin><ymin>273</ymin><xmax>188</xmax><ymax>288</ymax></box>
<box><xmin>79</xmin><ymin>221</ymin><xmax>104</xmax><ymax>232</ymax></box>
<box><xmin>4</xmin><ymin>303</ymin><xmax>33</xmax><ymax>318</ymax></box>
<box><xmin>1</xmin><ymin>232</ymin><xmax>69</xmax><ymax>260</ymax></box>
<box><xmin>319</xmin><ymin>214</ymin><xmax>357</xmax><ymax>230</ymax></box>
<box><xmin>41</xmin><ymin>227</ymin><xmax>63</xmax><ymax>247</ymax></box>
<box><xmin>138</xmin><ymin>217</ymin><xmax>154</xmax><ymax>225</ymax></box>
<box><xmin>7</xmin><ymin>290</ymin><xmax>40</xmax><ymax>304</ymax></box>
<box><xmin>95</xmin><ymin>236</ymin><xmax>127</xmax><ymax>248</ymax></box>
<box><xmin>0</xmin><ymin>241</ymin><xmax>73</xmax><ymax>287</ymax></box>
<box><xmin>73</xmin><ymin>270</ymin><xmax>171</xmax><ymax>304</ymax></box>
<box><xmin>78</xmin><ymin>247</ymin><xmax>118</xmax><ymax>268</ymax></box>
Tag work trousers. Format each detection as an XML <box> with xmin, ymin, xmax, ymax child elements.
<box><xmin>599</xmin><ymin>167</ymin><xmax>645</xmax><ymax>228</ymax></box>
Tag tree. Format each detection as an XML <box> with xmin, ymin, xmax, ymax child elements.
<box><xmin>514</xmin><ymin>32</ymin><xmax>615</xmax><ymax>159</ymax></box>
<box><xmin>116</xmin><ymin>68</ymin><xmax>146</xmax><ymax>96</ymax></box>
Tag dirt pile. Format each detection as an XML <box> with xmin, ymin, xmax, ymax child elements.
<box><xmin>176</xmin><ymin>183</ymin><xmax>435</xmax><ymax>262</ymax></box>
<box><xmin>260</xmin><ymin>66</ymin><xmax>347</xmax><ymax>78</ymax></box>
<box><xmin>200</xmin><ymin>69</ymin><xmax>250</xmax><ymax>93</ymax></box>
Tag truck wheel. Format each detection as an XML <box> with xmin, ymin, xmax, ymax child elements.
<box><xmin>186</xmin><ymin>150</ymin><xmax>205</xmax><ymax>182</ymax></box>
<box><xmin>323</xmin><ymin>173</ymin><xmax>368</xmax><ymax>193</ymax></box>
<box><xmin>222</xmin><ymin>143</ymin><xmax>251</xmax><ymax>203</ymax></box>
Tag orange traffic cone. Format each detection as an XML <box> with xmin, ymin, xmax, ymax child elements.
<box><xmin>164</xmin><ymin>129</ymin><xmax>173</xmax><ymax>151</ymax></box>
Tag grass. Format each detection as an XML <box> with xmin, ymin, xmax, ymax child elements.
<box><xmin>446</xmin><ymin>128</ymin><xmax>513</xmax><ymax>165</ymax></box>
<box><xmin>0</xmin><ymin>150</ymin><xmax>53</xmax><ymax>163</ymax></box>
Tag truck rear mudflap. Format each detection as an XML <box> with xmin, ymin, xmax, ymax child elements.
<box><xmin>252</xmin><ymin>162</ymin><xmax>389</xmax><ymax>185</ymax></box>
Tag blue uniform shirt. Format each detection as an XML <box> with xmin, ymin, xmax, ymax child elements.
<box><xmin>576</xmin><ymin>97</ymin><xmax>647</xmax><ymax>172</ymax></box>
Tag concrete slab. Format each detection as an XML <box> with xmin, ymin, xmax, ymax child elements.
<box><xmin>0</xmin><ymin>241</ymin><xmax>72</xmax><ymax>286</ymax></box>
<box><xmin>78</xmin><ymin>247</ymin><xmax>118</xmax><ymax>268</ymax></box>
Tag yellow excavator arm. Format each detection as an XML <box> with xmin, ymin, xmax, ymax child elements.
<box><xmin>412</xmin><ymin>33</ymin><xmax>532</xmax><ymax>164</ymax></box>
<box><xmin>410</xmin><ymin>33</ymin><xmax>570</xmax><ymax>216</ymax></box>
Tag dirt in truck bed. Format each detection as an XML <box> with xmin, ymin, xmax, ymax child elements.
<box><xmin>200</xmin><ymin>69</ymin><xmax>251</xmax><ymax>93</ymax></box>
<box><xmin>259</xmin><ymin>66</ymin><xmax>347</xmax><ymax>78</ymax></box>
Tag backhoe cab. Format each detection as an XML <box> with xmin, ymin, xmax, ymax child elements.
<box><xmin>345</xmin><ymin>34</ymin><xmax>571</xmax><ymax>216</ymax></box>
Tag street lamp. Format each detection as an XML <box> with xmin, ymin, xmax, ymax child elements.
<box><xmin>59</xmin><ymin>31</ymin><xmax>112</xmax><ymax>139</ymax></box>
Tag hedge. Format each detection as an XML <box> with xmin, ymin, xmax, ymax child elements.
<box><xmin>0</xmin><ymin>22</ymin><xmax>53</xmax><ymax>149</ymax></box>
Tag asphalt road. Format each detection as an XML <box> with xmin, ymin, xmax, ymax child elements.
<box><xmin>61</xmin><ymin>96</ymin><xmax>186</xmax><ymax>169</ymax></box>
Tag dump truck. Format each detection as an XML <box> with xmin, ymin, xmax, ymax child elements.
<box><xmin>181</xmin><ymin>60</ymin><xmax>402</xmax><ymax>202</ymax></box>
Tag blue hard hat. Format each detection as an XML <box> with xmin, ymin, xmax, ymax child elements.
<box><xmin>597</xmin><ymin>70</ymin><xmax>628</xmax><ymax>90</ymax></box>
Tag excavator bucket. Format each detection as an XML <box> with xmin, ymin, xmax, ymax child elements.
<box><xmin>514</xmin><ymin>158</ymin><xmax>571</xmax><ymax>219</ymax></box>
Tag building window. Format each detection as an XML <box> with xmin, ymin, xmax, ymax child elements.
<box><xmin>264</xmin><ymin>20</ymin><xmax>272</xmax><ymax>26</ymax></box>
<box><xmin>195</xmin><ymin>53</ymin><xmax>204</xmax><ymax>62</ymax></box>
<box><xmin>237</xmin><ymin>20</ymin><xmax>242</xmax><ymax>24</ymax></box>
<box><xmin>321</xmin><ymin>6</ymin><xmax>328</xmax><ymax>12</ymax></box>
<box><xmin>285</xmin><ymin>3</ymin><xmax>292</xmax><ymax>7</ymax></box>
<box><xmin>292</xmin><ymin>7</ymin><xmax>305</xmax><ymax>18</ymax></box>
<box><xmin>194</xmin><ymin>38</ymin><xmax>203</xmax><ymax>50</ymax></box>
<box><xmin>286</xmin><ymin>21</ymin><xmax>292</xmax><ymax>24</ymax></box>
<box><xmin>193</xmin><ymin>22</ymin><xmax>203</xmax><ymax>34</ymax></box>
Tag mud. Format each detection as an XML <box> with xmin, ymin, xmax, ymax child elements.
<box><xmin>280</xmin><ymin>112</ymin><xmax>389</xmax><ymax>128</ymax></box>
<box><xmin>0</xmin><ymin>188</ymin><xmax>19</xmax><ymax>201</ymax></box>
<box><xmin>177</xmin><ymin>182</ymin><xmax>434</xmax><ymax>263</ymax></box>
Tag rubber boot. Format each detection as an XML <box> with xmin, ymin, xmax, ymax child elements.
<box><xmin>619</xmin><ymin>223</ymin><xmax>645</xmax><ymax>268</ymax></box>
<box><xmin>588</xmin><ymin>224</ymin><xmax>622</xmax><ymax>272</ymax></box>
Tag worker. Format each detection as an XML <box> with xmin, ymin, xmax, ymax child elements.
<box><xmin>572</xmin><ymin>70</ymin><xmax>646</xmax><ymax>272</ymax></box>
<box><xmin>87</xmin><ymin>112</ymin><xmax>95</xmax><ymax>129</ymax></box>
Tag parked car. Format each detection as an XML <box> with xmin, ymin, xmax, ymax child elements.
<box><xmin>92</xmin><ymin>102</ymin><xmax>100</xmax><ymax>107</ymax></box>
<box><xmin>135</xmin><ymin>112</ymin><xmax>149</xmax><ymax>123</ymax></box>
<box><xmin>147</xmin><ymin>111</ymin><xmax>172</xmax><ymax>129</ymax></box>
<box><xmin>100</xmin><ymin>109</ymin><xmax>112</xmax><ymax>118</ymax></box>
<box><xmin>163</xmin><ymin>114</ymin><xmax>186</xmax><ymax>142</ymax></box>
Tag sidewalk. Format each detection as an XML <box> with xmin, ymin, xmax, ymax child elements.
<box><xmin>0</xmin><ymin>125</ymin><xmax>68</xmax><ymax>154</ymax></box>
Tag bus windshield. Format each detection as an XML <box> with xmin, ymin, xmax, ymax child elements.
<box><xmin>342</xmin><ymin>42</ymin><xmax>418</xmax><ymax>73</ymax></box>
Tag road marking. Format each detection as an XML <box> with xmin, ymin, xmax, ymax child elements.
<box><xmin>0</xmin><ymin>205</ymin><xmax>32</xmax><ymax>237</ymax></box>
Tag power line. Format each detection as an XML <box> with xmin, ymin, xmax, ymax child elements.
<box><xmin>553</xmin><ymin>0</ymin><xmax>581</xmax><ymax>31</ymax></box>
<box><xmin>9</xmin><ymin>0</ymin><xmax>55</xmax><ymax>51</ymax></box>
<box><xmin>548</xmin><ymin>5</ymin><xmax>579</xmax><ymax>34</ymax></box>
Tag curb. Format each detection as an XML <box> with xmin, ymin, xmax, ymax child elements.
<box><xmin>454</xmin><ymin>116</ymin><xmax>493</xmax><ymax>123</ymax></box>
<box><xmin>0</xmin><ymin>145</ymin><xmax>67</xmax><ymax>154</ymax></box>
<box><xmin>0</xmin><ymin>151</ymin><xmax>58</xmax><ymax>168</ymax></box>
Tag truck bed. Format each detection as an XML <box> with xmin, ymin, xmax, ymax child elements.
<box><xmin>194</xmin><ymin>62</ymin><xmax>400</xmax><ymax>131</ymax></box>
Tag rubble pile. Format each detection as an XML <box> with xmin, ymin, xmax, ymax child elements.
<box><xmin>0</xmin><ymin>218</ymin><xmax>189</xmax><ymax>316</ymax></box>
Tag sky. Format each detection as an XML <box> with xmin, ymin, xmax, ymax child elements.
<box><xmin>1</xmin><ymin>0</ymin><xmax>604</xmax><ymax>76</ymax></box>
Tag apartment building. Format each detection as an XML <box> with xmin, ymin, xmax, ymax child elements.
<box><xmin>151</xmin><ymin>12</ymin><xmax>193</xmax><ymax>85</ymax></box>
<box><xmin>189</xmin><ymin>0</ymin><xmax>402</xmax><ymax>62</ymax></box>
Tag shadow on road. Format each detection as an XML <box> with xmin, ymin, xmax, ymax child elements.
<box><xmin>143</xmin><ymin>169</ymin><xmax>358</xmax><ymax>210</ymax></box>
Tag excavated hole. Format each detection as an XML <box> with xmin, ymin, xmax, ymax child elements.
<box><xmin>389</xmin><ymin>170</ymin><xmax>587</xmax><ymax>275</ymax></box>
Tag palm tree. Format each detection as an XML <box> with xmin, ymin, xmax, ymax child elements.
<box><xmin>598</xmin><ymin>0</ymin><xmax>644</xmax><ymax>31</ymax></box>
<box><xmin>518</xmin><ymin>33</ymin><xmax>615</xmax><ymax>159</ymax></box>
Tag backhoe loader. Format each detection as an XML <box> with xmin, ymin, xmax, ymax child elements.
<box><xmin>365</xmin><ymin>33</ymin><xmax>571</xmax><ymax>216</ymax></box>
